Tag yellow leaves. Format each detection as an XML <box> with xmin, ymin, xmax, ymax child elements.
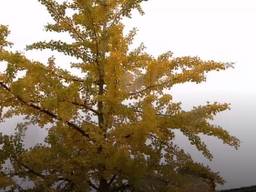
<box><xmin>41</xmin><ymin>97</ymin><xmax>58</xmax><ymax>111</ymax></box>
<box><xmin>158</xmin><ymin>101</ymin><xmax>239</xmax><ymax>159</ymax></box>
<box><xmin>56</xmin><ymin>101</ymin><xmax>76</xmax><ymax>121</ymax></box>
<box><xmin>158</xmin><ymin>94</ymin><xmax>172</xmax><ymax>105</ymax></box>
<box><xmin>144</xmin><ymin>58</ymin><xmax>171</xmax><ymax>87</ymax></box>
<box><xmin>107</xmin><ymin>145</ymin><xmax>130</xmax><ymax>168</ymax></box>
<box><xmin>0</xmin><ymin>25</ymin><xmax>12</xmax><ymax>50</ymax></box>
<box><xmin>191</xmin><ymin>102</ymin><xmax>230</xmax><ymax>119</ymax></box>
<box><xmin>0</xmin><ymin>0</ymin><xmax>240</xmax><ymax>191</ymax></box>
<box><xmin>0</xmin><ymin>175</ymin><xmax>12</xmax><ymax>188</ymax></box>
<box><xmin>0</xmin><ymin>73</ymin><xmax>5</xmax><ymax>83</ymax></box>
<box><xmin>178</xmin><ymin>161</ymin><xmax>224</xmax><ymax>185</ymax></box>
<box><xmin>11</xmin><ymin>80</ymin><xmax>27</xmax><ymax>97</ymax></box>
<box><xmin>170</xmin><ymin>56</ymin><xmax>227</xmax><ymax>85</ymax></box>
<box><xmin>104</xmin><ymin>51</ymin><xmax>130</xmax><ymax>106</ymax></box>
<box><xmin>125</xmin><ymin>27</ymin><xmax>137</xmax><ymax>45</ymax></box>
<box><xmin>107</xmin><ymin>24</ymin><xmax>127</xmax><ymax>51</ymax></box>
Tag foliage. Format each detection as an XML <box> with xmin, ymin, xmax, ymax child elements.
<box><xmin>0</xmin><ymin>0</ymin><xmax>239</xmax><ymax>191</ymax></box>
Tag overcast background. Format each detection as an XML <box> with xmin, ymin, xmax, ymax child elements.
<box><xmin>1</xmin><ymin>0</ymin><xmax>256</xmax><ymax>190</ymax></box>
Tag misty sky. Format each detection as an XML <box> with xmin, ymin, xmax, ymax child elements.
<box><xmin>0</xmin><ymin>0</ymin><xmax>256</xmax><ymax>190</ymax></box>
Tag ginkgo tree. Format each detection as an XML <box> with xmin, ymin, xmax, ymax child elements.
<box><xmin>0</xmin><ymin>0</ymin><xmax>239</xmax><ymax>191</ymax></box>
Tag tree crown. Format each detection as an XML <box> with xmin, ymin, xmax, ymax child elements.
<box><xmin>0</xmin><ymin>1</ymin><xmax>239</xmax><ymax>191</ymax></box>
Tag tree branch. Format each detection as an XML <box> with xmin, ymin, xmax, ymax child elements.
<box><xmin>0</xmin><ymin>82</ymin><xmax>92</xmax><ymax>140</ymax></box>
<box><xmin>12</xmin><ymin>157</ymin><xmax>46</xmax><ymax>180</ymax></box>
<box><xmin>128</xmin><ymin>80</ymin><xmax>171</xmax><ymax>96</ymax></box>
<box><xmin>108</xmin><ymin>174</ymin><xmax>117</xmax><ymax>186</ymax></box>
<box><xmin>88</xmin><ymin>180</ymin><xmax>99</xmax><ymax>190</ymax></box>
<box><xmin>69</xmin><ymin>101</ymin><xmax>99</xmax><ymax>115</ymax></box>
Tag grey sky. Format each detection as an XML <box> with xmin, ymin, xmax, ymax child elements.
<box><xmin>1</xmin><ymin>0</ymin><xmax>256</xmax><ymax>190</ymax></box>
<box><xmin>1</xmin><ymin>0</ymin><xmax>256</xmax><ymax>96</ymax></box>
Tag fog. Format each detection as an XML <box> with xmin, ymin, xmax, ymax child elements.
<box><xmin>172</xmin><ymin>86</ymin><xmax>256</xmax><ymax>190</ymax></box>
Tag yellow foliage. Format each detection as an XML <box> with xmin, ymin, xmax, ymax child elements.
<box><xmin>0</xmin><ymin>0</ymin><xmax>238</xmax><ymax>191</ymax></box>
